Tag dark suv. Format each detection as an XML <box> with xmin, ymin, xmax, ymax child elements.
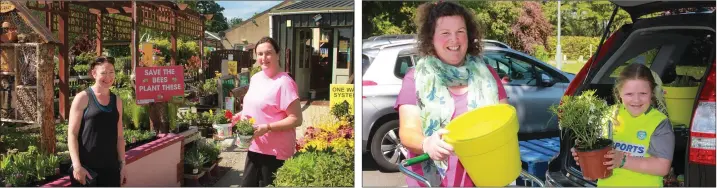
<box><xmin>546</xmin><ymin>1</ymin><xmax>715</xmax><ymax>187</ymax></box>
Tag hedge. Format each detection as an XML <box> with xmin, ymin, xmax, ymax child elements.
<box><xmin>546</xmin><ymin>36</ymin><xmax>602</xmax><ymax>61</ymax></box>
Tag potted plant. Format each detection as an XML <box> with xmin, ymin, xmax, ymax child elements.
<box><xmin>198</xmin><ymin>111</ymin><xmax>215</xmax><ymax>138</ymax></box>
<box><xmin>663</xmin><ymin>75</ymin><xmax>700</xmax><ymax>126</ymax></box>
<box><xmin>211</xmin><ymin>109</ymin><xmax>233</xmax><ymax>140</ymax></box>
<box><xmin>233</xmin><ymin>114</ymin><xmax>255</xmax><ymax>149</ymax></box>
<box><xmin>200</xmin><ymin>79</ymin><xmax>218</xmax><ymax>106</ymax></box>
<box><xmin>549</xmin><ymin>90</ymin><xmax>613</xmax><ymax>179</ymax></box>
<box><xmin>183</xmin><ymin>148</ymin><xmax>206</xmax><ymax>175</ymax></box>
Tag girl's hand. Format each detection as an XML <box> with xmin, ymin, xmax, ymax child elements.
<box><xmin>605</xmin><ymin>149</ymin><xmax>626</xmax><ymax>170</ymax></box>
<box><xmin>571</xmin><ymin>148</ymin><xmax>594</xmax><ymax>181</ymax></box>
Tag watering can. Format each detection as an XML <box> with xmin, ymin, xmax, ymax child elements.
<box><xmin>399</xmin><ymin>104</ymin><xmax>544</xmax><ymax>187</ymax></box>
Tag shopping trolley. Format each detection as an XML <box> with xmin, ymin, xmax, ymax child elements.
<box><xmin>399</xmin><ymin>153</ymin><xmax>545</xmax><ymax>187</ymax></box>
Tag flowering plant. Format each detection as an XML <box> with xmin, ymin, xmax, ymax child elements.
<box><xmin>233</xmin><ymin>114</ymin><xmax>255</xmax><ymax>136</ymax></box>
<box><xmin>209</xmin><ymin>109</ymin><xmax>232</xmax><ymax>124</ymax></box>
<box><xmin>549</xmin><ymin>90</ymin><xmax>612</xmax><ymax>150</ymax></box>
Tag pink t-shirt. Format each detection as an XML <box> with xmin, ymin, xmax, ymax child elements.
<box><xmin>395</xmin><ymin>66</ymin><xmax>507</xmax><ymax>187</ymax></box>
<box><xmin>242</xmin><ymin>71</ymin><xmax>299</xmax><ymax>160</ymax></box>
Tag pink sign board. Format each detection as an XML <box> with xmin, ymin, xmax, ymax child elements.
<box><xmin>135</xmin><ymin>66</ymin><xmax>185</xmax><ymax>105</ymax></box>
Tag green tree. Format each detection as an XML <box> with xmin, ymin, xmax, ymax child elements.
<box><xmin>509</xmin><ymin>1</ymin><xmax>552</xmax><ymax>55</ymax></box>
<box><xmin>186</xmin><ymin>1</ymin><xmax>230</xmax><ymax>33</ymax></box>
<box><xmin>229</xmin><ymin>17</ymin><xmax>244</xmax><ymax>27</ymax></box>
<box><xmin>541</xmin><ymin>1</ymin><xmax>631</xmax><ymax>37</ymax></box>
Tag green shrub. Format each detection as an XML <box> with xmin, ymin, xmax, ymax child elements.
<box><xmin>532</xmin><ymin>45</ymin><xmax>551</xmax><ymax>62</ymax></box>
<box><xmin>330</xmin><ymin>101</ymin><xmax>351</xmax><ymax>120</ymax></box>
<box><xmin>0</xmin><ymin>146</ymin><xmax>62</xmax><ymax>186</ymax></box>
<box><xmin>273</xmin><ymin>151</ymin><xmax>354</xmax><ymax>187</ymax></box>
<box><xmin>546</xmin><ymin>36</ymin><xmax>601</xmax><ymax>61</ymax></box>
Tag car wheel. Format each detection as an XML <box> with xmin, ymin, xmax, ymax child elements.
<box><xmin>370</xmin><ymin>120</ymin><xmax>404</xmax><ymax>172</ymax></box>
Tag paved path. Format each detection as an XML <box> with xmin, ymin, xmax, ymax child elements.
<box><xmin>212</xmin><ymin>101</ymin><xmax>329</xmax><ymax>186</ymax></box>
<box><xmin>362</xmin><ymin>152</ymin><xmax>408</xmax><ymax>187</ymax></box>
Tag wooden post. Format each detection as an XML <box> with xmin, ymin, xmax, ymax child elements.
<box><xmin>58</xmin><ymin>1</ymin><xmax>69</xmax><ymax>120</ymax></box>
<box><xmin>170</xmin><ymin>10</ymin><xmax>177</xmax><ymax>66</ymax></box>
<box><xmin>96</xmin><ymin>12</ymin><xmax>103</xmax><ymax>56</ymax></box>
<box><xmin>38</xmin><ymin>43</ymin><xmax>56</xmax><ymax>154</ymax></box>
<box><xmin>131</xmin><ymin>0</ymin><xmax>138</xmax><ymax>78</ymax></box>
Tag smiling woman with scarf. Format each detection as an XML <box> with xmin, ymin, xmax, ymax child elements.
<box><xmin>394</xmin><ymin>2</ymin><xmax>509</xmax><ymax>187</ymax></box>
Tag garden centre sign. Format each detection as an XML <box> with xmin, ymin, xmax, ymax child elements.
<box><xmin>135</xmin><ymin>66</ymin><xmax>185</xmax><ymax>104</ymax></box>
<box><xmin>329</xmin><ymin>84</ymin><xmax>354</xmax><ymax>115</ymax></box>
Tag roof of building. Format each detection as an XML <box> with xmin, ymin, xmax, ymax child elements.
<box><xmin>272</xmin><ymin>0</ymin><xmax>353</xmax><ymax>13</ymax></box>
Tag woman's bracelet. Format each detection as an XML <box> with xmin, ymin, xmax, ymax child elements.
<box><xmin>619</xmin><ymin>153</ymin><xmax>627</xmax><ymax>168</ymax></box>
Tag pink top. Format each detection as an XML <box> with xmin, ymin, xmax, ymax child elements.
<box><xmin>242</xmin><ymin>71</ymin><xmax>299</xmax><ymax>160</ymax></box>
<box><xmin>395</xmin><ymin>66</ymin><xmax>507</xmax><ymax>187</ymax></box>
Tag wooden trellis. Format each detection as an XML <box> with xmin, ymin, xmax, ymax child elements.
<box><xmin>20</xmin><ymin>0</ymin><xmax>209</xmax><ymax>123</ymax></box>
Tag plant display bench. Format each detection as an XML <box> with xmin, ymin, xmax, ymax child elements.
<box><xmin>182</xmin><ymin>170</ymin><xmax>206</xmax><ymax>187</ymax></box>
<box><xmin>42</xmin><ymin>134</ymin><xmax>185</xmax><ymax>187</ymax></box>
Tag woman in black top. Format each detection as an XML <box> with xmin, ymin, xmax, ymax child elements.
<box><xmin>67</xmin><ymin>57</ymin><xmax>126</xmax><ymax>186</ymax></box>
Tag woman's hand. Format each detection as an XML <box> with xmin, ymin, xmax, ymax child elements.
<box><xmin>120</xmin><ymin>164</ymin><xmax>127</xmax><ymax>186</ymax></box>
<box><xmin>72</xmin><ymin>165</ymin><xmax>92</xmax><ymax>185</ymax></box>
<box><xmin>253</xmin><ymin>124</ymin><xmax>270</xmax><ymax>138</ymax></box>
<box><xmin>605</xmin><ymin>149</ymin><xmax>626</xmax><ymax>170</ymax></box>
<box><xmin>422</xmin><ymin>129</ymin><xmax>454</xmax><ymax>161</ymax></box>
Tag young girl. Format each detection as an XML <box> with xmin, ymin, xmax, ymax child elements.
<box><xmin>572</xmin><ymin>63</ymin><xmax>675</xmax><ymax>186</ymax></box>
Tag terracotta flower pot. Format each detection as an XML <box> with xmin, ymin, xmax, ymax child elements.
<box><xmin>576</xmin><ymin>141</ymin><xmax>614</xmax><ymax>180</ymax></box>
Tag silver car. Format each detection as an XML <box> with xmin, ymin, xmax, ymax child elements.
<box><xmin>362</xmin><ymin>38</ymin><xmax>575</xmax><ymax>171</ymax></box>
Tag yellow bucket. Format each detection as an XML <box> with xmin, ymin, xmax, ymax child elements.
<box><xmin>664</xmin><ymin>86</ymin><xmax>699</xmax><ymax>127</ymax></box>
<box><xmin>443</xmin><ymin>104</ymin><xmax>521</xmax><ymax>186</ymax></box>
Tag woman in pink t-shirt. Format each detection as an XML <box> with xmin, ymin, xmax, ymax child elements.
<box><xmin>395</xmin><ymin>2</ymin><xmax>509</xmax><ymax>187</ymax></box>
<box><xmin>233</xmin><ymin>37</ymin><xmax>303</xmax><ymax>187</ymax></box>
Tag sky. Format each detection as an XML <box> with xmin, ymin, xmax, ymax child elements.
<box><xmin>217</xmin><ymin>1</ymin><xmax>283</xmax><ymax>21</ymax></box>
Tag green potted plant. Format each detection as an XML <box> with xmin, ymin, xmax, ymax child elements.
<box><xmin>549</xmin><ymin>90</ymin><xmax>613</xmax><ymax>179</ymax></box>
<box><xmin>183</xmin><ymin>148</ymin><xmax>206</xmax><ymax>175</ymax></box>
<box><xmin>211</xmin><ymin>109</ymin><xmax>233</xmax><ymax>140</ymax></box>
<box><xmin>233</xmin><ymin>114</ymin><xmax>255</xmax><ymax>149</ymax></box>
<box><xmin>198</xmin><ymin>111</ymin><xmax>215</xmax><ymax>138</ymax></box>
<box><xmin>200</xmin><ymin>79</ymin><xmax>218</xmax><ymax>106</ymax></box>
<box><xmin>663</xmin><ymin>75</ymin><xmax>700</xmax><ymax>126</ymax></box>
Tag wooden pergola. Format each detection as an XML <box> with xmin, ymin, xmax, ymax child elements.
<box><xmin>15</xmin><ymin>0</ymin><xmax>210</xmax><ymax>121</ymax></box>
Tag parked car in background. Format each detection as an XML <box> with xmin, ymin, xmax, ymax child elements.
<box><xmin>362</xmin><ymin>38</ymin><xmax>574</xmax><ymax>171</ymax></box>
<box><xmin>545</xmin><ymin>1</ymin><xmax>715</xmax><ymax>187</ymax></box>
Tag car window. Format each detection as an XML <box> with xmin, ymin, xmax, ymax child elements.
<box><xmin>394</xmin><ymin>55</ymin><xmax>415</xmax><ymax>78</ymax></box>
<box><xmin>362</xmin><ymin>54</ymin><xmax>371</xmax><ymax>75</ymax></box>
<box><xmin>610</xmin><ymin>48</ymin><xmax>660</xmax><ymax>77</ymax></box>
<box><xmin>483</xmin><ymin>52</ymin><xmax>538</xmax><ymax>86</ymax></box>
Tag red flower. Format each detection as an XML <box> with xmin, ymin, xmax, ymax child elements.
<box><xmin>224</xmin><ymin>110</ymin><xmax>233</xmax><ymax>120</ymax></box>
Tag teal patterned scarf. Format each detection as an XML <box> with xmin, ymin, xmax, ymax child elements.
<box><xmin>414</xmin><ymin>55</ymin><xmax>499</xmax><ymax>184</ymax></box>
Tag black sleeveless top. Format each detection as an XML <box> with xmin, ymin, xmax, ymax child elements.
<box><xmin>78</xmin><ymin>87</ymin><xmax>120</xmax><ymax>168</ymax></box>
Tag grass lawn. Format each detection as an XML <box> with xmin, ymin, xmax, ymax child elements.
<box><xmin>547</xmin><ymin>60</ymin><xmax>585</xmax><ymax>74</ymax></box>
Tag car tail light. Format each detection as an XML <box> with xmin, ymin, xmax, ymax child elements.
<box><xmin>362</xmin><ymin>80</ymin><xmax>378</xmax><ymax>98</ymax></box>
<box><xmin>689</xmin><ymin>62</ymin><xmax>716</xmax><ymax>166</ymax></box>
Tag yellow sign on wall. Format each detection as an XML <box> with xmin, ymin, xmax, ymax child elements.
<box><xmin>329</xmin><ymin>84</ymin><xmax>354</xmax><ymax>115</ymax></box>
<box><xmin>228</xmin><ymin>61</ymin><xmax>237</xmax><ymax>75</ymax></box>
